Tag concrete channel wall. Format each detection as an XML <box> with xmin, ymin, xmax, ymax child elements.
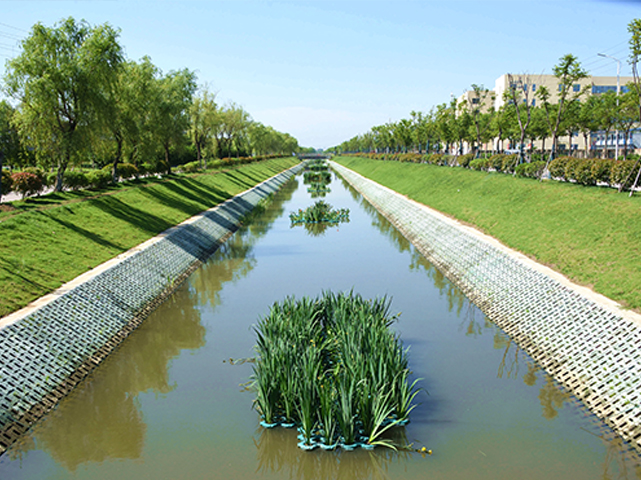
<box><xmin>332</xmin><ymin>161</ymin><xmax>641</xmax><ymax>454</ymax></box>
<box><xmin>0</xmin><ymin>164</ymin><xmax>303</xmax><ymax>454</ymax></box>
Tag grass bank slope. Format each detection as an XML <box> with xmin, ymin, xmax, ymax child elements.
<box><xmin>0</xmin><ymin>157</ymin><xmax>298</xmax><ymax>317</ymax></box>
<box><xmin>335</xmin><ymin>156</ymin><xmax>641</xmax><ymax>312</ymax></box>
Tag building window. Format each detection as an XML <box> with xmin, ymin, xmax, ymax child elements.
<box><xmin>573</xmin><ymin>84</ymin><xmax>581</xmax><ymax>92</ymax></box>
<box><xmin>532</xmin><ymin>84</ymin><xmax>536</xmax><ymax>91</ymax></box>
<box><xmin>591</xmin><ymin>85</ymin><xmax>628</xmax><ymax>94</ymax></box>
<box><xmin>523</xmin><ymin>84</ymin><xmax>528</xmax><ymax>91</ymax></box>
<box><xmin>472</xmin><ymin>98</ymin><xmax>479</xmax><ymax>104</ymax></box>
<box><xmin>531</xmin><ymin>99</ymin><xmax>536</xmax><ymax>106</ymax></box>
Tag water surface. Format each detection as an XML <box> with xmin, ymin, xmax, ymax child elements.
<box><xmin>0</xmin><ymin>171</ymin><xmax>639</xmax><ymax>480</ymax></box>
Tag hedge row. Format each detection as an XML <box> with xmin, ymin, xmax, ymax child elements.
<box><xmin>0</xmin><ymin>154</ymin><xmax>289</xmax><ymax>200</ymax></box>
<box><xmin>349</xmin><ymin>152</ymin><xmax>526</xmax><ymax>175</ymax></box>
<box><xmin>548</xmin><ymin>157</ymin><xmax>640</xmax><ymax>188</ymax></box>
<box><xmin>348</xmin><ymin>152</ymin><xmax>640</xmax><ymax>187</ymax></box>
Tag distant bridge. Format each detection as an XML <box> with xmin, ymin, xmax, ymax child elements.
<box><xmin>296</xmin><ymin>153</ymin><xmax>331</xmax><ymax>160</ymax></box>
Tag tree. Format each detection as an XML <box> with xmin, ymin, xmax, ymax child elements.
<box><xmin>616</xmin><ymin>88</ymin><xmax>638</xmax><ymax>159</ymax></box>
<box><xmin>504</xmin><ymin>74</ymin><xmax>535</xmax><ymax>164</ymax></box>
<box><xmin>575</xmin><ymin>96</ymin><xmax>601</xmax><ymax>158</ymax></box>
<box><xmin>537</xmin><ymin>54</ymin><xmax>587</xmax><ymax>169</ymax></box>
<box><xmin>151</xmin><ymin>68</ymin><xmax>197</xmax><ymax>173</ymax></box>
<box><xmin>212</xmin><ymin>103</ymin><xmax>251</xmax><ymax>158</ymax></box>
<box><xmin>2</xmin><ymin>17</ymin><xmax>123</xmax><ymax>191</ymax></box>
<box><xmin>627</xmin><ymin>18</ymin><xmax>641</xmax><ymax>194</ymax></box>
<box><xmin>189</xmin><ymin>86</ymin><xmax>218</xmax><ymax>168</ymax></box>
<box><xmin>0</xmin><ymin>101</ymin><xmax>22</xmax><ymax>200</ymax></box>
<box><xmin>460</xmin><ymin>84</ymin><xmax>495</xmax><ymax>158</ymax></box>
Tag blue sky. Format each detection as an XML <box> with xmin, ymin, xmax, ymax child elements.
<box><xmin>1</xmin><ymin>0</ymin><xmax>640</xmax><ymax>148</ymax></box>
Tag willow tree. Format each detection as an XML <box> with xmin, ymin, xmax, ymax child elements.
<box><xmin>189</xmin><ymin>86</ymin><xmax>218</xmax><ymax>168</ymax></box>
<box><xmin>3</xmin><ymin>17</ymin><xmax>123</xmax><ymax>191</ymax></box>
<box><xmin>151</xmin><ymin>68</ymin><xmax>197</xmax><ymax>174</ymax></box>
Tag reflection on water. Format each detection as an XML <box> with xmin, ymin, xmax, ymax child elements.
<box><xmin>254</xmin><ymin>427</ymin><xmax>413</xmax><ymax>480</ymax></box>
<box><xmin>5</xmin><ymin>178</ymin><xmax>298</xmax><ymax>472</ymax></box>
<box><xmin>5</xmin><ymin>170</ymin><xmax>641</xmax><ymax>479</ymax></box>
<box><xmin>338</xmin><ymin>172</ymin><xmax>641</xmax><ymax>477</ymax></box>
<box><xmin>8</xmin><ymin>292</ymin><xmax>204</xmax><ymax>471</ymax></box>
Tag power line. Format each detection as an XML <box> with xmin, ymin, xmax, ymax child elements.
<box><xmin>0</xmin><ymin>22</ymin><xmax>26</xmax><ymax>33</ymax></box>
<box><xmin>0</xmin><ymin>31</ymin><xmax>22</xmax><ymax>42</ymax></box>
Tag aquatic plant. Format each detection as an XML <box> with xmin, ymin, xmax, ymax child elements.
<box><xmin>250</xmin><ymin>291</ymin><xmax>421</xmax><ymax>451</ymax></box>
<box><xmin>303</xmin><ymin>171</ymin><xmax>332</xmax><ymax>184</ymax></box>
<box><xmin>289</xmin><ymin>201</ymin><xmax>349</xmax><ymax>225</ymax></box>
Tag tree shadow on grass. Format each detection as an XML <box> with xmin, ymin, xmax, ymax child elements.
<box><xmin>0</xmin><ymin>258</ymin><xmax>50</xmax><ymax>292</ymax></box>
<box><xmin>46</xmin><ymin>215</ymin><xmax>126</xmax><ymax>252</ymax></box>
<box><xmin>136</xmin><ymin>179</ymin><xmax>233</xmax><ymax>218</ymax></box>
<box><xmin>161</xmin><ymin>180</ymin><xmax>228</xmax><ymax>208</ymax></box>
<box><xmin>87</xmin><ymin>196</ymin><xmax>175</xmax><ymax>236</ymax></box>
<box><xmin>177</xmin><ymin>177</ymin><xmax>233</xmax><ymax>203</ymax></box>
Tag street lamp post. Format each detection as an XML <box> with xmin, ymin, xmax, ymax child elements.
<box><xmin>598</xmin><ymin>53</ymin><xmax>621</xmax><ymax>160</ymax></box>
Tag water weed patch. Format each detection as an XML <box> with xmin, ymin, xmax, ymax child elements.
<box><xmin>250</xmin><ymin>291</ymin><xmax>421</xmax><ymax>451</ymax></box>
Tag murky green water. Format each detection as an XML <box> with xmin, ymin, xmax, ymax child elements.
<box><xmin>1</xmin><ymin>171</ymin><xmax>640</xmax><ymax>479</ymax></box>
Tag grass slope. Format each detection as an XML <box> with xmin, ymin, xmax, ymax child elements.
<box><xmin>335</xmin><ymin>156</ymin><xmax>641</xmax><ymax>312</ymax></box>
<box><xmin>0</xmin><ymin>158</ymin><xmax>299</xmax><ymax>317</ymax></box>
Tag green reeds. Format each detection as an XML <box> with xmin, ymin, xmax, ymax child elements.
<box><xmin>303</xmin><ymin>171</ymin><xmax>332</xmax><ymax>184</ymax></box>
<box><xmin>289</xmin><ymin>201</ymin><xmax>349</xmax><ymax>225</ymax></box>
<box><xmin>250</xmin><ymin>291</ymin><xmax>421</xmax><ymax>451</ymax></box>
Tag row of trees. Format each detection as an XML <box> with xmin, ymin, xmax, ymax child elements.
<box><xmin>332</xmin><ymin>19</ymin><xmax>641</xmax><ymax>193</ymax></box>
<box><xmin>334</xmin><ymin>61</ymin><xmax>637</xmax><ymax>162</ymax></box>
<box><xmin>0</xmin><ymin>17</ymin><xmax>300</xmax><ymax>195</ymax></box>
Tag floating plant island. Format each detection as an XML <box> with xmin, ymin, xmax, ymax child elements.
<box><xmin>250</xmin><ymin>291</ymin><xmax>421</xmax><ymax>451</ymax></box>
<box><xmin>289</xmin><ymin>200</ymin><xmax>349</xmax><ymax>226</ymax></box>
<box><xmin>303</xmin><ymin>170</ymin><xmax>332</xmax><ymax>184</ymax></box>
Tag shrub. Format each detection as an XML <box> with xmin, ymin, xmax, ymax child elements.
<box><xmin>138</xmin><ymin>163</ymin><xmax>152</xmax><ymax>176</ymax></box>
<box><xmin>500</xmin><ymin>155</ymin><xmax>519</xmax><ymax>174</ymax></box>
<box><xmin>181</xmin><ymin>161</ymin><xmax>201</xmax><ymax>173</ymax></box>
<box><xmin>117</xmin><ymin>163</ymin><xmax>138</xmax><ymax>180</ymax></box>
<box><xmin>23</xmin><ymin>167</ymin><xmax>44</xmax><ymax>180</ymax></box>
<box><xmin>150</xmin><ymin>160</ymin><xmax>170</xmax><ymax>175</ymax></box>
<box><xmin>548</xmin><ymin>156</ymin><xmax>571</xmax><ymax>180</ymax></box>
<box><xmin>515</xmin><ymin>161</ymin><xmax>546</xmax><ymax>179</ymax></box>
<box><xmin>456</xmin><ymin>154</ymin><xmax>474</xmax><ymax>168</ymax></box>
<box><xmin>63</xmin><ymin>170</ymin><xmax>89</xmax><ymax>190</ymax></box>
<box><xmin>590</xmin><ymin>159</ymin><xmax>613</xmax><ymax>185</ymax></box>
<box><xmin>1</xmin><ymin>169</ymin><xmax>13</xmax><ymax>195</ymax></box>
<box><xmin>488</xmin><ymin>154</ymin><xmax>505</xmax><ymax>172</ymax></box>
<box><xmin>469</xmin><ymin>158</ymin><xmax>489</xmax><ymax>171</ymax></box>
<box><xmin>610</xmin><ymin>160</ymin><xmax>638</xmax><ymax>190</ymax></box>
<box><xmin>44</xmin><ymin>172</ymin><xmax>57</xmax><ymax>188</ymax></box>
<box><xmin>11</xmin><ymin>171</ymin><xmax>43</xmax><ymax>198</ymax></box>
<box><xmin>87</xmin><ymin>169</ymin><xmax>112</xmax><ymax>189</ymax></box>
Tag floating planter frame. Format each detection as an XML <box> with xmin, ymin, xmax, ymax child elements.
<box><xmin>250</xmin><ymin>291</ymin><xmax>420</xmax><ymax>451</ymax></box>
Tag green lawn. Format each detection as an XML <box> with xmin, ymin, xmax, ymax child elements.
<box><xmin>0</xmin><ymin>157</ymin><xmax>299</xmax><ymax>317</ymax></box>
<box><xmin>335</xmin><ymin>156</ymin><xmax>641</xmax><ymax>312</ymax></box>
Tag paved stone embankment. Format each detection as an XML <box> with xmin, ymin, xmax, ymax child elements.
<box><xmin>0</xmin><ymin>164</ymin><xmax>302</xmax><ymax>455</ymax></box>
<box><xmin>332</xmin><ymin>161</ymin><xmax>641</xmax><ymax>454</ymax></box>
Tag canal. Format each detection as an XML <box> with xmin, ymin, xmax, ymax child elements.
<box><xmin>0</xmin><ymin>168</ymin><xmax>639</xmax><ymax>479</ymax></box>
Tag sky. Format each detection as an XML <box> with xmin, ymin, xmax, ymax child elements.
<box><xmin>1</xmin><ymin>0</ymin><xmax>640</xmax><ymax>149</ymax></box>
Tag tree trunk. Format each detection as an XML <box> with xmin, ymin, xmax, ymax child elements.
<box><xmin>164</xmin><ymin>143</ymin><xmax>172</xmax><ymax>175</ymax></box>
<box><xmin>54</xmin><ymin>153</ymin><xmax>69</xmax><ymax>192</ymax></box>
<box><xmin>0</xmin><ymin>153</ymin><xmax>3</xmax><ymax>202</ymax></box>
<box><xmin>111</xmin><ymin>135</ymin><xmax>123</xmax><ymax>183</ymax></box>
<box><xmin>630</xmin><ymin>164</ymin><xmax>641</xmax><ymax>197</ymax></box>
<box><xmin>602</xmin><ymin>128</ymin><xmax>611</xmax><ymax>159</ymax></box>
<box><xmin>196</xmin><ymin>141</ymin><xmax>202</xmax><ymax>168</ymax></box>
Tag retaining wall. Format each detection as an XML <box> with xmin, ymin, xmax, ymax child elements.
<box><xmin>332</xmin><ymin>161</ymin><xmax>641</xmax><ymax>454</ymax></box>
<box><xmin>0</xmin><ymin>164</ymin><xmax>303</xmax><ymax>454</ymax></box>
